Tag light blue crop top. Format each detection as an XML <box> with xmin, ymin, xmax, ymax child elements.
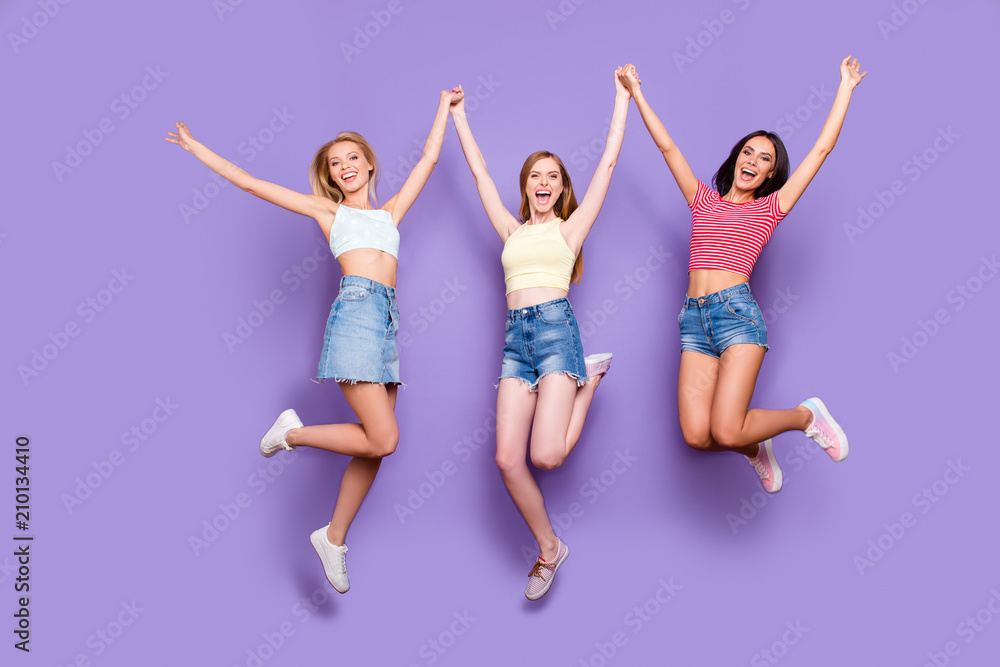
<box><xmin>328</xmin><ymin>205</ymin><xmax>400</xmax><ymax>259</ymax></box>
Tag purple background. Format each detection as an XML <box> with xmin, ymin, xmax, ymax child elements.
<box><xmin>4</xmin><ymin>0</ymin><xmax>999</xmax><ymax>665</ymax></box>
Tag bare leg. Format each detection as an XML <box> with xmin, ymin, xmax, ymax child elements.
<box><xmin>325</xmin><ymin>384</ymin><xmax>399</xmax><ymax>545</ymax></box>
<box><xmin>285</xmin><ymin>382</ymin><xmax>399</xmax><ymax>458</ymax></box>
<box><xmin>709</xmin><ymin>344</ymin><xmax>812</xmax><ymax>453</ymax></box>
<box><xmin>678</xmin><ymin>350</ymin><xmax>725</xmax><ymax>452</ymax></box>
<box><xmin>494</xmin><ymin>379</ymin><xmax>564</xmax><ymax>562</ymax></box>
<box><xmin>529</xmin><ymin>373</ymin><xmax>602</xmax><ymax>470</ymax></box>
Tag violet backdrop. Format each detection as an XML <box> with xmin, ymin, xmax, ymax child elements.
<box><xmin>3</xmin><ymin>0</ymin><xmax>998</xmax><ymax>665</ymax></box>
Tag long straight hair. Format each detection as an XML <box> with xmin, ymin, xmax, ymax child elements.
<box><xmin>713</xmin><ymin>130</ymin><xmax>789</xmax><ymax>200</ymax></box>
<box><xmin>309</xmin><ymin>132</ymin><xmax>381</xmax><ymax>207</ymax></box>
<box><xmin>518</xmin><ymin>151</ymin><xmax>583</xmax><ymax>284</ymax></box>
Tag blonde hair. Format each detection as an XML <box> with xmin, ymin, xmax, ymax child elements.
<box><xmin>309</xmin><ymin>132</ymin><xmax>380</xmax><ymax>207</ymax></box>
<box><xmin>518</xmin><ymin>151</ymin><xmax>583</xmax><ymax>284</ymax></box>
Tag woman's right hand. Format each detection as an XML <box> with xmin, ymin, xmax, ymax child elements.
<box><xmin>618</xmin><ymin>64</ymin><xmax>641</xmax><ymax>96</ymax></box>
<box><xmin>165</xmin><ymin>121</ymin><xmax>197</xmax><ymax>152</ymax></box>
<box><xmin>447</xmin><ymin>85</ymin><xmax>465</xmax><ymax>114</ymax></box>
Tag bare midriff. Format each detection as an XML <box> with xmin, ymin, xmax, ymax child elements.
<box><xmin>686</xmin><ymin>269</ymin><xmax>749</xmax><ymax>299</ymax></box>
<box><xmin>506</xmin><ymin>286</ymin><xmax>569</xmax><ymax>311</ymax></box>
<box><xmin>337</xmin><ymin>249</ymin><xmax>399</xmax><ymax>288</ymax></box>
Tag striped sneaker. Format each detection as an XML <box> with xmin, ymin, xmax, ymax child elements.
<box><xmin>746</xmin><ymin>439</ymin><xmax>782</xmax><ymax>493</ymax></box>
<box><xmin>525</xmin><ymin>538</ymin><xmax>569</xmax><ymax>600</ymax></box>
<box><xmin>584</xmin><ymin>353</ymin><xmax>613</xmax><ymax>379</ymax></box>
<box><xmin>800</xmin><ymin>398</ymin><xmax>849</xmax><ymax>462</ymax></box>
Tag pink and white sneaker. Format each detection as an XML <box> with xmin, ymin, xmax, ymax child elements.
<box><xmin>800</xmin><ymin>397</ymin><xmax>849</xmax><ymax>462</ymax></box>
<box><xmin>260</xmin><ymin>409</ymin><xmax>303</xmax><ymax>458</ymax></box>
<box><xmin>525</xmin><ymin>538</ymin><xmax>569</xmax><ymax>601</ymax></box>
<box><xmin>746</xmin><ymin>439</ymin><xmax>782</xmax><ymax>493</ymax></box>
<box><xmin>584</xmin><ymin>353</ymin><xmax>613</xmax><ymax>379</ymax></box>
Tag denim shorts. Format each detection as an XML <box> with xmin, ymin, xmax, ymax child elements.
<box><xmin>678</xmin><ymin>283</ymin><xmax>768</xmax><ymax>358</ymax></box>
<box><xmin>500</xmin><ymin>298</ymin><xmax>587</xmax><ymax>390</ymax></box>
<box><xmin>315</xmin><ymin>276</ymin><xmax>401</xmax><ymax>385</ymax></box>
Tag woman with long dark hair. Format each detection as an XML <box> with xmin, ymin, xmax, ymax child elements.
<box><xmin>448</xmin><ymin>69</ymin><xmax>629</xmax><ymax>599</ymax></box>
<box><xmin>166</xmin><ymin>88</ymin><xmax>461</xmax><ymax>592</ymax></box>
<box><xmin>620</xmin><ymin>57</ymin><xmax>865</xmax><ymax>492</ymax></box>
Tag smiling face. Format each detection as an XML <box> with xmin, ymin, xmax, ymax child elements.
<box><xmin>525</xmin><ymin>157</ymin><xmax>564</xmax><ymax>216</ymax></box>
<box><xmin>732</xmin><ymin>135</ymin><xmax>776</xmax><ymax>194</ymax></box>
<box><xmin>326</xmin><ymin>141</ymin><xmax>372</xmax><ymax>195</ymax></box>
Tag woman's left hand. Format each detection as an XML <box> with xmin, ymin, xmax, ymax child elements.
<box><xmin>840</xmin><ymin>55</ymin><xmax>867</xmax><ymax>90</ymax></box>
<box><xmin>614</xmin><ymin>65</ymin><xmax>631</xmax><ymax>99</ymax></box>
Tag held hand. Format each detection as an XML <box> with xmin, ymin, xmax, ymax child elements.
<box><xmin>840</xmin><ymin>55</ymin><xmax>867</xmax><ymax>90</ymax></box>
<box><xmin>618</xmin><ymin>63</ymin><xmax>641</xmax><ymax>97</ymax></box>
<box><xmin>165</xmin><ymin>121</ymin><xmax>197</xmax><ymax>152</ymax></box>
<box><xmin>447</xmin><ymin>85</ymin><xmax>465</xmax><ymax>114</ymax></box>
<box><xmin>614</xmin><ymin>66</ymin><xmax>631</xmax><ymax>99</ymax></box>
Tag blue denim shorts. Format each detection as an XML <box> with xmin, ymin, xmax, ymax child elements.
<box><xmin>315</xmin><ymin>276</ymin><xmax>401</xmax><ymax>385</ymax></box>
<box><xmin>500</xmin><ymin>298</ymin><xmax>587</xmax><ymax>390</ymax></box>
<box><xmin>678</xmin><ymin>283</ymin><xmax>768</xmax><ymax>358</ymax></box>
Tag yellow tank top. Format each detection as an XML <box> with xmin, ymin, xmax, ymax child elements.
<box><xmin>500</xmin><ymin>219</ymin><xmax>576</xmax><ymax>295</ymax></box>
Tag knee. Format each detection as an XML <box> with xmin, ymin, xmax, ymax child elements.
<box><xmin>681</xmin><ymin>424</ymin><xmax>713</xmax><ymax>451</ymax></box>
<box><xmin>495</xmin><ymin>451</ymin><xmax>526</xmax><ymax>476</ymax></box>
<box><xmin>530</xmin><ymin>450</ymin><xmax>567</xmax><ymax>471</ymax></box>
<box><xmin>370</xmin><ymin>428</ymin><xmax>399</xmax><ymax>458</ymax></box>
<box><xmin>710</xmin><ymin>423</ymin><xmax>742</xmax><ymax>450</ymax></box>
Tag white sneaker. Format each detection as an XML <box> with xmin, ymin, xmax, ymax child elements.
<box><xmin>584</xmin><ymin>353</ymin><xmax>613</xmax><ymax>378</ymax></box>
<box><xmin>310</xmin><ymin>527</ymin><xmax>350</xmax><ymax>593</ymax></box>
<box><xmin>259</xmin><ymin>409</ymin><xmax>303</xmax><ymax>458</ymax></box>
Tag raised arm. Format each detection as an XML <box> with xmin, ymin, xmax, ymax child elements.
<box><xmin>561</xmin><ymin>67</ymin><xmax>631</xmax><ymax>248</ymax></box>
<box><xmin>165</xmin><ymin>122</ymin><xmax>335</xmax><ymax>225</ymax></box>
<box><xmin>448</xmin><ymin>87</ymin><xmax>519</xmax><ymax>242</ymax></box>
<box><xmin>619</xmin><ymin>64</ymin><xmax>699</xmax><ymax>205</ymax></box>
<box><xmin>778</xmin><ymin>56</ymin><xmax>867</xmax><ymax>214</ymax></box>
<box><xmin>383</xmin><ymin>89</ymin><xmax>462</xmax><ymax>225</ymax></box>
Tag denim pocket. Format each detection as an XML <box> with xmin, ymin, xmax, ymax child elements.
<box><xmin>339</xmin><ymin>288</ymin><xmax>371</xmax><ymax>302</ymax></box>
<box><xmin>725</xmin><ymin>295</ymin><xmax>758</xmax><ymax>324</ymax></box>
<box><xmin>538</xmin><ymin>303</ymin><xmax>571</xmax><ymax>325</ymax></box>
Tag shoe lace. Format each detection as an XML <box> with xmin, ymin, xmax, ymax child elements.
<box><xmin>748</xmin><ymin>457</ymin><xmax>770</xmax><ymax>479</ymax></box>
<box><xmin>528</xmin><ymin>559</ymin><xmax>555</xmax><ymax>581</ymax></box>
<box><xmin>806</xmin><ymin>424</ymin><xmax>834</xmax><ymax>448</ymax></box>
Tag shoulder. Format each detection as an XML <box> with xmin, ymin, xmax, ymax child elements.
<box><xmin>689</xmin><ymin>180</ymin><xmax>717</xmax><ymax>211</ymax></box>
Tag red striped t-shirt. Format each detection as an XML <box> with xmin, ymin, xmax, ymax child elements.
<box><xmin>687</xmin><ymin>180</ymin><xmax>787</xmax><ymax>277</ymax></box>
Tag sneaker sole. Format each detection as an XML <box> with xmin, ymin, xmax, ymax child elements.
<box><xmin>806</xmin><ymin>398</ymin><xmax>849</xmax><ymax>463</ymax></box>
<box><xmin>260</xmin><ymin>410</ymin><xmax>300</xmax><ymax>458</ymax></box>
<box><xmin>761</xmin><ymin>439</ymin><xmax>783</xmax><ymax>493</ymax></box>
<box><xmin>309</xmin><ymin>530</ymin><xmax>349</xmax><ymax>594</ymax></box>
<box><xmin>525</xmin><ymin>542</ymin><xmax>570</xmax><ymax>601</ymax></box>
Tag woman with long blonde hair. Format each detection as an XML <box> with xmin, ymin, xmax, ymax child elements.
<box><xmin>448</xmin><ymin>69</ymin><xmax>630</xmax><ymax>600</ymax></box>
<box><xmin>166</xmin><ymin>88</ymin><xmax>461</xmax><ymax>593</ymax></box>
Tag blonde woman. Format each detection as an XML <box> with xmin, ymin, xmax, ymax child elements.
<box><xmin>448</xmin><ymin>69</ymin><xmax>629</xmax><ymax>600</ymax></box>
<box><xmin>166</xmin><ymin>88</ymin><xmax>461</xmax><ymax>592</ymax></box>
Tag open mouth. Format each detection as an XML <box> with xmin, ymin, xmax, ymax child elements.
<box><xmin>739</xmin><ymin>167</ymin><xmax>757</xmax><ymax>182</ymax></box>
<box><xmin>535</xmin><ymin>189</ymin><xmax>552</xmax><ymax>206</ymax></box>
<box><xmin>342</xmin><ymin>171</ymin><xmax>358</xmax><ymax>184</ymax></box>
